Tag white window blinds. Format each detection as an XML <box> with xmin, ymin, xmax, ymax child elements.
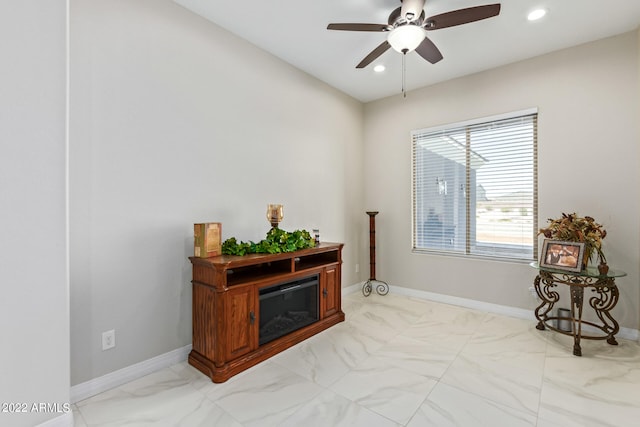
<box><xmin>412</xmin><ymin>110</ymin><xmax>538</xmax><ymax>261</ymax></box>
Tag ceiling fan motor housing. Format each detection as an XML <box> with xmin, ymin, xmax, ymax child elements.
<box><xmin>400</xmin><ymin>0</ymin><xmax>427</xmax><ymax>23</ymax></box>
<box><xmin>389</xmin><ymin>7</ymin><xmax>426</xmax><ymax>28</ymax></box>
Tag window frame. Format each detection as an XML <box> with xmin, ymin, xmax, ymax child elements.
<box><xmin>411</xmin><ymin>108</ymin><xmax>538</xmax><ymax>262</ymax></box>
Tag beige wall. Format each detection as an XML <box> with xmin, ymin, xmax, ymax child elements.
<box><xmin>0</xmin><ymin>1</ymin><xmax>70</xmax><ymax>426</ymax></box>
<box><xmin>364</xmin><ymin>31</ymin><xmax>640</xmax><ymax>331</ymax></box>
<box><xmin>70</xmin><ymin>0</ymin><xmax>364</xmax><ymax>385</ymax></box>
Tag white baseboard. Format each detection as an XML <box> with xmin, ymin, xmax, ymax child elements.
<box><xmin>342</xmin><ymin>282</ymin><xmax>364</xmax><ymax>295</ymax></box>
<box><xmin>344</xmin><ymin>282</ymin><xmax>639</xmax><ymax>342</ymax></box>
<box><xmin>390</xmin><ymin>284</ymin><xmax>536</xmax><ymax>321</ymax></box>
<box><xmin>70</xmin><ymin>345</ymin><xmax>192</xmax><ymax>404</ymax></box>
<box><xmin>621</xmin><ymin>328</ymin><xmax>640</xmax><ymax>341</ymax></box>
<box><xmin>36</xmin><ymin>412</ymin><xmax>73</xmax><ymax>427</ymax></box>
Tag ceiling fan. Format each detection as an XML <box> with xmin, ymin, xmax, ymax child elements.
<box><xmin>327</xmin><ymin>0</ymin><xmax>501</xmax><ymax>69</ymax></box>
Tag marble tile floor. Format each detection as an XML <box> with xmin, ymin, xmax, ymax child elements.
<box><xmin>73</xmin><ymin>292</ymin><xmax>640</xmax><ymax>427</ymax></box>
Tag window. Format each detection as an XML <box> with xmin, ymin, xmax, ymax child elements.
<box><xmin>412</xmin><ymin>110</ymin><xmax>538</xmax><ymax>261</ymax></box>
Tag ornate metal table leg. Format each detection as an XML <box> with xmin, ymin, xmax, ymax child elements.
<box><xmin>589</xmin><ymin>279</ymin><xmax>620</xmax><ymax>346</ymax></box>
<box><xmin>570</xmin><ymin>285</ymin><xmax>584</xmax><ymax>356</ymax></box>
<box><xmin>533</xmin><ymin>273</ymin><xmax>558</xmax><ymax>330</ymax></box>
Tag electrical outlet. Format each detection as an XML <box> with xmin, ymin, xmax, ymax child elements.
<box><xmin>102</xmin><ymin>329</ymin><xmax>115</xmax><ymax>351</ymax></box>
<box><xmin>355</xmin><ymin>263</ymin><xmax>360</xmax><ymax>273</ymax></box>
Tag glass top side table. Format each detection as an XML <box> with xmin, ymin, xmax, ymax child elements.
<box><xmin>529</xmin><ymin>262</ymin><xmax>626</xmax><ymax>356</ymax></box>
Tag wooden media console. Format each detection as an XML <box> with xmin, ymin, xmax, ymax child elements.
<box><xmin>189</xmin><ymin>242</ymin><xmax>344</xmax><ymax>383</ymax></box>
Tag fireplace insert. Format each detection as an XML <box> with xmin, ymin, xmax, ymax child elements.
<box><xmin>258</xmin><ymin>275</ymin><xmax>319</xmax><ymax>345</ymax></box>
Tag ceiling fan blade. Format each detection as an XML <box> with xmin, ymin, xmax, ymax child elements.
<box><xmin>356</xmin><ymin>41</ymin><xmax>391</xmax><ymax>69</ymax></box>
<box><xmin>415</xmin><ymin>37</ymin><xmax>443</xmax><ymax>64</ymax></box>
<box><xmin>425</xmin><ymin>4</ymin><xmax>501</xmax><ymax>30</ymax></box>
<box><xmin>327</xmin><ymin>23</ymin><xmax>389</xmax><ymax>32</ymax></box>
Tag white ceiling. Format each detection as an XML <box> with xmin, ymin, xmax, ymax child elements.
<box><xmin>173</xmin><ymin>0</ymin><xmax>640</xmax><ymax>102</ymax></box>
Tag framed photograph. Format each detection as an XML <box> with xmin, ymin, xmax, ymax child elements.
<box><xmin>540</xmin><ymin>239</ymin><xmax>585</xmax><ymax>272</ymax></box>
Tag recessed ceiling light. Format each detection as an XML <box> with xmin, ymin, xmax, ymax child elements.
<box><xmin>527</xmin><ymin>8</ymin><xmax>547</xmax><ymax>21</ymax></box>
<box><xmin>373</xmin><ymin>64</ymin><xmax>386</xmax><ymax>73</ymax></box>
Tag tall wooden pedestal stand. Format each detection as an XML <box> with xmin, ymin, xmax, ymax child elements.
<box><xmin>363</xmin><ymin>211</ymin><xmax>389</xmax><ymax>297</ymax></box>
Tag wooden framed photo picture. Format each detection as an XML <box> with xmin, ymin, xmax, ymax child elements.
<box><xmin>540</xmin><ymin>239</ymin><xmax>585</xmax><ymax>272</ymax></box>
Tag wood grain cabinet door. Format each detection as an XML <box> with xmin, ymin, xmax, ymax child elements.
<box><xmin>224</xmin><ymin>285</ymin><xmax>257</xmax><ymax>360</ymax></box>
<box><xmin>322</xmin><ymin>265</ymin><xmax>339</xmax><ymax>318</ymax></box>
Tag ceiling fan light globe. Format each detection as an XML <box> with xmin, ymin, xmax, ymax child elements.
<box><xmin>387</xmin><ymin>25</ymin><xmax>426</xmax><ymax>53</ymax></box>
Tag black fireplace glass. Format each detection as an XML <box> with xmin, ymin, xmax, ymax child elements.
<box><xmin>258</xmin><ymin>275</ymin><xmax>319</xmax><ymax>345</ymax></box>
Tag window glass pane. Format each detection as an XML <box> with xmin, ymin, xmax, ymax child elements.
<box><xmin>412</xmin><ymin>112</ymin><xmax>537</xmax><ymax>261</ymax></box>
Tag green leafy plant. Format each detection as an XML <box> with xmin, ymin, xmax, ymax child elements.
<box><xmin>538</xmin><ymin>212</ymin><xmax>607</xmax><ymax>265</ymax></box>
<box><xmin>221</xmin><ymin>228</ymin><xmax>316</xmax><ymax>256</ymax></box>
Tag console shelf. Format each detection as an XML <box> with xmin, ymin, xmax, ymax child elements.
<box><xmin>189</xmin><ymin>242</ymin><xmax>344</xmax><ymax>383</ymax></box>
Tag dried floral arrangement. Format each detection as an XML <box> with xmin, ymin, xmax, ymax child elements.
<box><xmin>538</xmin><ymin>212</ymin><xmax>607</xmax><ymax>269</ymax></box>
